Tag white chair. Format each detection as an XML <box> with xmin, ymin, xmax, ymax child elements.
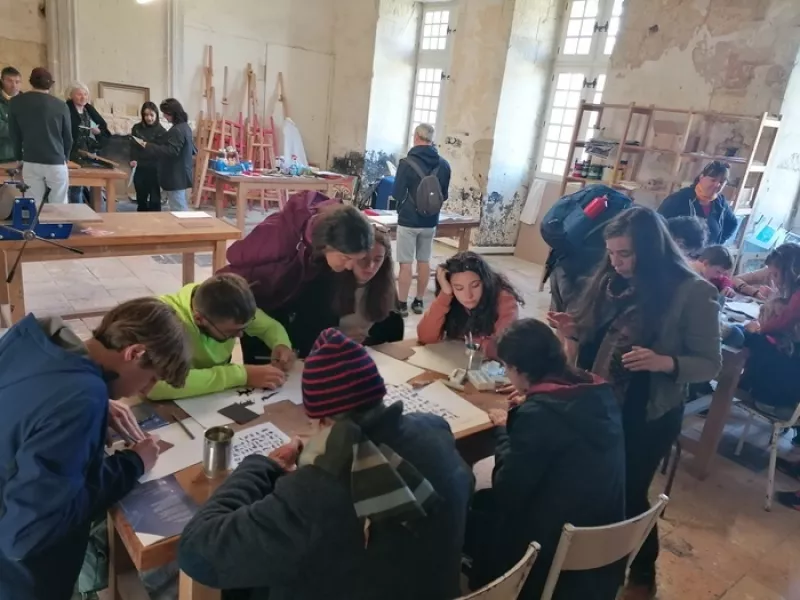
<box><xmin>539</xmin><ymin>495</ymin><xmax>669</xmax><ymax>600</ymax></box>
<box><xmin>733</xmin><ymin>391</ymin><xmax>800</xmax><ymax>510</ymax></box>
<box><xmin>458</xmin><ymin>542</ymin><xmax>541</xmax><ymax>600</ymax></box>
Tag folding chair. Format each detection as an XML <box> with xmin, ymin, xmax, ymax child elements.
<box><xmin>458</xmin><ymin>543</ymin><xmax>541</xmax><ymax>600</ymax></box>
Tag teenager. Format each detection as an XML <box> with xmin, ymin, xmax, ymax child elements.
<box><xmin>136</xmin><ymin>98</ymin><xmax>193</xmax><ymax>210</ymax></box>
<box><xmin>0</xmin><ymin>298</ymin><xmax>191</xmax><ymax>600</ymax></box>
<box><xmin>147</xmin><ymin>273</ymin><xmax>292</xmax><ymax>401</ymax></box>
<box><xmin>548</xmin><ymin>206</ymin><xmax>721</xmax><ymax>600</ymax></box>
<box><xmin>416</xmin><ymin>251</ymin><xmax>523</xmax><ymax>359</ymax></box>
<box><xmin>732</xmin><ymin>242</ymin><xmax>800</xmax><ymax>300</ymax></box>
<box><xmin>666</xmin><ymin>215</ymin><xmax>708</xmax><ymax>258</ymax></box>
<box><xmin>467</xmin><ymin>319</ymin><xmax>625</xmax><ymax>600</ymax></box>
<box><xmin>130</xmin><ymin>101</ymin><xmax>166</xmax><ymax>212</ymax></box>
<box><xmin>0</xmin><ymin>66</ymin><xmax>22</xmax><ymax>163</ymax></box>
<box><xmin>178</xmin><ymin>328</ymin><xmax>474</xmax><ymax>600</ymax></box>
<box><xmin>689</xmin><ymin>245</ymin><xmax>734</xmax><ymax>296</ymax></box>
<box><xmin>658</xmin><ymin>160</ymin><xmax>738</xmax><ymax>244</ymax></box>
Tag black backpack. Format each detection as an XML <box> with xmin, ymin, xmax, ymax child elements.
<box><xmin>405</xmin><ymin>157</ymin><xmax>445</xmax><ymax>217</ymax></box>
<box><xmin>541</xmin><ymin>184</ymin><xmax>633</xmax><ymax>282</ymax></box>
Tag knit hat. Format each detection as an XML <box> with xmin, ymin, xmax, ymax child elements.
<box><xmin>302</xmin><ymin>328</ymin><xmax>386</xmax><ymax>418</ymax></box>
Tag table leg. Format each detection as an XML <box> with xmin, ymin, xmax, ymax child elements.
<box><xmin>215</xmin><ymin>178</ymin><xmax>225</xmax><ymax>219</ymax></box>
<box><xmin>457</xmin><ymin>227</ymin><xmax>471</xmax><ymax>252</ymax></box>
<box><xmin>0</xmin><ymin>251</ymin><xmax>10</xmax><ymax>327</ymax></box>
<box><xmin>5</xmin><ymin>251</ymin><xmax>24</xmax><ymax>324</ymax></box>
<box><xmin>90</xmin><ymin>186</ymin><xmax>103</xmax><ymax>212</ymax></box>
<box><xmin>107</xmin><ymin>513</ymin><xmax>137</xmax><ymax>600</ymax></box>
<box><xmin>236</xmin><ymin>184</ymin><xmax>247</xmax><ymax>231</ymax></box>
<box><xmin>212</xmin><ymin>240</ymin><xmax>227</xmax><ymax>273</ymax></box>
<box><xmin>179</xmin><ymin>570</ymin><xmax>221</xmax><ymax>600</ymax></box>
<box><xmin>182</xmin><ymin>253</ymin><xmax>196</xmax><ymax>284</ymax></box>
<box><xmin>106</xmin><ymin>180</ymin><xmax>117</xmax><ymax>213</ymax></box>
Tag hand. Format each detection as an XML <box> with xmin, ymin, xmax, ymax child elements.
<box><xmin>745</xmin><ymin>320</ymin><xmax>761</xmax><ymax>333</ymax></box>
<box><xmin>488</xmin><ymin>409</ymin><xmax>508</xmax><ymax>427</ymax></box>
<box><xmin>268</xmin><ymin>437</ymin><xmax>304</xmax><ymax>471</ymax></box>
<box><xmin>722</xmin><ymin>287</ymin><xmax>736</xmax><ymax>298</ymax></box>
<box><xmin>436</xmin><ymin>266</ymin><xmax>453</xmax><ymax>296</ymax></box>
<box><xmin>546</xmin><ymin>311</ymin><xmax>577</xmax><ymax>339</ymax></box>
<box><xmin>270</xmin><ymin>345</ymin><xmax>295</xmax><ymax>372</ymax></box>
<box><xmin>108</xmin><ymin>400</ymin><xmax>146</xmax><ymax>444</ymax></box>
<box><xmin>129</xmin><ymin>160</ymin><xmax>137</xmax><ymax>168</ymax></box>
<box><xmin>497</xmin><ymin>383</ymin><xmax>525</xmax><ymax>406</ymax></box>
<box><xmin>90</xmin><ymin>126</ymin><xmax>101</xmax><ymax>136</ymax></box>
<box><xmin>622</xmin><ymin>346</ymin><xmax>675</xmax><ymax>373</ymax></box>
<box><xmin>756</xmin><ymin>286</ymin><xmax>775</xmax><ymax>301</ymax></box>
<box><xmin>244</xmin><ymin>364</ymin><xmax>286</xmax><ymax>389</ymax></box>
<box><xmin>131</xmin><ymin>436</ymin><xmax>161</xmax><ymax>472</ymax></box>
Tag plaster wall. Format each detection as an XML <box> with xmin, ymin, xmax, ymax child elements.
<box><xmin>0</xmin><ymin>0</ymin><xmax>47</xmax><ymax>87</ymax></box>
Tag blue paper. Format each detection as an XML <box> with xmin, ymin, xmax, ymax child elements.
<box><xmin>118</xmin><ymin>475</ymin><xmax>197</xmax><ymax>538</ymax></box>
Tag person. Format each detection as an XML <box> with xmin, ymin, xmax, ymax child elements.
<box><xmin>466</xmin><ymin>319</ymin><xmax>625</xmax><ymax>599</ymax></box>
<box><xmin>392</xmin><ymin>123</ymin><xmax>452</xmax><ymax>317</ymax></box>
<box><xmin>666</xmin><ymin>215</ymin><xmax>708</xmax><ymax>257</ymax></box>
<box><xmin>688</xmin><ymin>245</ymin><xmax>734</xmax><ymax>296</ymax></box>
<box><xmin>657</xmin><ymin>160</ymin><xmax>738</xmax><ymax>244</ymax></box>
<box><xmin>136</xmin><ymin>98</ymin><xmax>193</xmax><ymax>211</ymax></box>
<box><xmin>129</xmin><ymin>101</ymin><xmax>167</xmax><ymax>212</ymax></box>
<box><xmin>65</xmin><ymin>81</ymin><xmax>110</xmax><ymax>204</ymax></box>
<box><xmin>178</xmin><ymin>328</ymin><xmax>474</xmax><ymax>600</ymax></box>
<box><xmin>0</xmin><ymin>66</ymin><xmax>22</xmax><ymax>163</ymax></box>
<box><xmin>147</xmin><ymin>273</ymin><xmax>293</xmax><ymax>401</ymax></box>
<box><xmin>0</xmin><ymin>298</ymin><xmax>192</xmax><ymax>600</ymax></box>
<box><xmin>732</xmin><ymin>242</ymin><xmax>800</xmax><ymax>300</ymax></box>
<box><xmin>416</xmin><ymin>251</ymin><xmax>523</xmax><ymax>359</ymax></box>
<box><xmin>8</xmin><ymin>67</ymin><xmax>72</xmax><ymax>204</ymax></box>
<box><xmin>547</xmin><ymin>206</ymin><xmax>721</xmax><ymax>600</ymax></box>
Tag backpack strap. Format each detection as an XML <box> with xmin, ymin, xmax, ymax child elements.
<box><xmin>405</xmin><ymin>157</ymin><xmax>428</xmax><ymax>179</ymax></box>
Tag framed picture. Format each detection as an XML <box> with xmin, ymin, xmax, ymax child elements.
<box><xmin>97</xmin><ymin>82</ymin><xmax>150</xmax><ymax>117</ymax></box>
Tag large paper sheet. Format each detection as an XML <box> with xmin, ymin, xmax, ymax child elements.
<box><xmin>405</xmin><ymin>341</ymin><xmax>471</xmax><ymax>376</ymax></box>
<box><xmin>725</xmin><ymin>301</ymin><xmax>760</xmax><ymax>320</ymax></box>
<box><xmin>118</xmin><ymin>475</ymin><xmax>197</xmax><ymax>547</ymax></box>
<box><xmin>365</xmin><ymin>347</ymin><xmax>425</xmax><ymax>385</ymax></box>
<box><xmin>139</xmin><ymin>419</ymin><xmax>206</xmax><ymax>483</ymax></box>
<box><xmin>386</xmin><ymin>381</ymin><xmax>490</xmax><ymax>435</ymax></box>
<box><xmin>231</xmin><ymin>421</ymin><xmax>291</xmax><ymax>469</ymax></box>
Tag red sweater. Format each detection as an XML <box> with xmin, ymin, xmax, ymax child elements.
<box><xmin>760</xmin><ymin>290</ymin><xmax>800</xmax><ymax>335</ymax></box>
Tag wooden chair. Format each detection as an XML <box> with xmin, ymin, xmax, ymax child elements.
<box><xmin>458</xmin><ymin>543</ymin><xmax>540</xmax><ymax>600</ymax></box>
<box><xmin>539</xmin><ymin>495</ymin><xmax>669</xmax><ymax>600</ymax></box>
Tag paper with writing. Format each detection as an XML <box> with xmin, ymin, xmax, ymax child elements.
<box><xmin>231</xmin><ymin>421</ymin><xmax>291</xmax><ymax>469</ymax></box>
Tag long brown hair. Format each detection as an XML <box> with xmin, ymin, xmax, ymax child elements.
<box><xmin>765</xmin><ymin>242</ymin><xmax>800</xmax><ymax>298</ymax></box>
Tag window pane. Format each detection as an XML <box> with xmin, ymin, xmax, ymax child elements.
<box><xmin>567</xmin><ymin>91</ymin><xmax>581</xmax><ymax>107</ymax></box>
<box><xmin>550</xmin><ymin>108</ymin><xmax>564</xmax><ymax>124</ymax></box>
<box><xmin>438</xmin><ymin>24</ymin><xmax>448</xmax><ymax>36</ymax></box>
<box><xmin>570</xmin><ymin>73</ymin><xmax>584</xmax><ymax>89</ymax></box>
<box><xmin>563</xmin><ymin>38</ymin><xmax>578</xmax><ymax>55</ymax></box>
<box><xmin>422</xmin><ymin>38</ymin><xmax>431</xmax><ymax>50</ymax></box>
<box><xmin>434</xmin><ymin>68</ymin><xmax>443</xmax><ymax>81</ymax></box>
<box><xmin>587</xmin><ymin>112</ymin><xmax>597</xmax><ymax>127</ymax></box>
<box><xmin>597</xmin><ymin>73</ymin><xmax>606</xmax><ymax>91</ymax></box>
<box><xmin>425</xmin><ymin>11</ymin><xmax>434</xmax><ymax>23</ymax></box>
<box><xmin>553</xmin><ymin>91</ymin><xmax>568</xmax><ymax>107</ymax></box>
<box><xmin>581</xmin><ymin>18</ymin><xmax>594</xmax><ymax>36</ymax></box>
<box><xmin>609</xmin><ymin>16</ymin><xmax>620</xmax><ymax>35</ymax></box>
<box><xmin>547</xmin><ymin>125</ymin><xmax>561</xmax><ymax>141</ymax></box>
<box><xmin>584</xmin><ymin>0</ymin><xmax>598</xmax><ymax>17</ymax></box>
<box><xmin>557</xmin><ymin>73</ymin><xmax>572</xmax><ymax>90</ymax></box>
<box><xmin>563</xmin><ymin>108</ymin><xmax>577</xmax><ymax>125</ymax></box>
<box><xmin>423</xmin><ymin>83</ymin><xmax>432</xmax><ymax>95</ymax></box>
<box><xmin>416</xmin><ymin>82</ymin><xmax>425</xmax><ymax>95</ymax></box>
<box><xmin>431</xmin><ymin>83</ymin><xmax>441</xmax><ymax>96</ymax></box>
<box><xmin>612</xmin><ymin>0</ymin><xmax>623</xmax><ymax>16</ymax></box>
<box><xmin>544</xmin><ymin>141</ymin><xmax>557</xmax><ymax>157</ymax></box>
<box><xmin>604</xmin><ymin>37</ymin><xmax>616</xmax><ymax>55</ymax></box>
<box><xmin>436</xmin><ymin>37</ymin><xmax>447</xmax><ymax>50</ymax></box>
<box><xmin>559</xmin><ymin>127</ymin><xmax>573</xmax><ymax>142</ymax></box>
<box><xmin>571</xmin><ymin>1</ymin><xmax>585</xmax><ymax>18</ymax></box>
<box><xmin>415</xmin><ymin>97</ymin><xmax>425</xmax><ymax>109</ymax></box>
<box><xmin>593</xmin><ymin>92</ymin><xmax>603</xmax><ymax>103</ymax></box>
<box><xmin>554</xmin><ymin>159</ymin><xmax>567</xmax><ymax>175</ymax></box>
<box><xmin>556</xmin><ymin>143</ymin><xmax>570</xmax><ymax>159</ymax></box>
<box><xmin>423</xmin><ymin>25</ymin><xmax>433</xmax><ymax>37</ymax></box>
<box><xmin>441</xmin><ymin>11</ymin><xmax>450</xmax><ymax>24</ymax></box>
<box><xmin>577</xmin><ymin>37</ymin><xmax>592</xmax><ymax>54</ymax></box>
<box><xmin>567</xmin><ymin>19</ymin><xmax>581</xmax><ymax>37</ymax></box>
<box><xmin>541</xmin><ymin>158</ymin><xmax>555</xmax><ymax>174</ymax></box>
<box><xmin>430</xmin><ymin>97</ymin><xmax>439</xmax><ymax>111</ymax></box>
<box><xmin>414</xmin><ymin>110</ymin><xmax>422</xmax><ymax>122</ymax></box>
<box><xmin>431</xmin><ymin>11</ymin><xmax>441</xmax><ymax>24</ymax></box>
<box><xmin>422</xmin><ymin>96</ymin><xmax>431</xmax><ymax>109</ymax></box>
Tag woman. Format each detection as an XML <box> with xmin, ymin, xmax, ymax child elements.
<box><xmin>65</xmin><ymin>81</ymin><xmax>110</xmax><ymax>204</ymax></box>
<box><xmin>129</xmin><ymin>102</ymin><xmax>166</xmax><ymax>212</ymax></box>
<box><xmin>136</xmin><ymin>98</ymin><xmax>193</xmax><ymax>211</ymax></box>
<box><xmin>416</xmin><ymin>252</ymin><xmax>523</xmax><ymax>359</ymax></box>
<box><xmin>658</xmin><ymin>160</ymin><xmax>738</xmax><ymax>244</ymax></box>
<box><xmin>547</xmin><ymin>206</ymin><xmax>721</xmax><ymax>600</ymax></box>
<box><xmin>466</xmin><ymin>318</ymin><xmax>625</xmax><ymax>600</ymax></box>
<box><xmin>732</xmin><ymin>242</ymin><xmax>800</xmax><ymax>300</ymax></box>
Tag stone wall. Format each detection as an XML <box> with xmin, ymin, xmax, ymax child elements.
<box><xmin>0</xmin><ymin>0</ymin><xmax>47</xmax><ymax>84</ymax></box>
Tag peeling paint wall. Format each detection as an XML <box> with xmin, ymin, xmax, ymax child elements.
<box><xmin>0</xmin><ymin>0</ymin><xmax>46</xmax><ymax>84</ymax></box>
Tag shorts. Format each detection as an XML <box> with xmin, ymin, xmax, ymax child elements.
<box><xmin>396</xmin><ymin>225</ymin><xmax>436</xmax><ymax>264</ymax></box>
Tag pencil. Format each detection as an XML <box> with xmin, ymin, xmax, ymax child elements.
<box><xmin>173</xmin><ymin>415</ymin><xmax>195</xmax><ymax>440</ymax></box>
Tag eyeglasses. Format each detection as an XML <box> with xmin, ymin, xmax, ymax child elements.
<box><xmin>200</xmin><ymin>313</ymin><xmax>252</xmax><ymax>339</ymax></box>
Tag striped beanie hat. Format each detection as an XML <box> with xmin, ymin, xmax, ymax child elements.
<box><xmin>302</xmin><ymin>328</ymin><xmax>386</xmax><ymax>418</ymax></box>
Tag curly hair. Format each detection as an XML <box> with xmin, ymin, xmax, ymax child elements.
<box><xmin>435</xmin><ymin>252</ymin><xmax>524</xmax><ymax>340</ymax></box>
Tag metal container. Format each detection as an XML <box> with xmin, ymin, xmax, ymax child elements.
<box><xmin>203</xmin><ymin>426</ymin><xmax>234</xmax><ymax>478</ymax></box>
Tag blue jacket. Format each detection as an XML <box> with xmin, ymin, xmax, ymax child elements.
<box><xmin>0</xmin><ymin>315</ymin><xmax>144</xmax><ymax>600</ymax></box>
<box><xmin>393</xmin><ymin>145</ymin><xmax>451</xmax><ymax>228</ymax></box>
<box><xmin>657</xmin><ymin>186</ymin><xmax>738</xmax><ymax>244</ymax></box>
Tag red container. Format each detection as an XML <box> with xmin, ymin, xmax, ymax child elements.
<box><xmin>583</xmin><ymin>195</ymin><xmax>608</xmax><ymax>219</ymax></box>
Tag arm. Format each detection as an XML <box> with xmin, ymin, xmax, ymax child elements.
<box><xmin>87</xmin><ymin>104</ymin><xmax>110</xmax><ymax>139</ymax></box>
<box><xmin>416</xmin><ymin>292</ymin><xmax>452</xmax><ymax>344</ymax></box>
<box><xmin>0</xmin><ymin>106</ymin><xmax>10</xmax><ymax>141</ymax></box>
<box><xmin>8</xmin><ymin>109</ymin><xmax>21</xmax><ymax>160</ymax></box>
<box><xmin>440</xmin><ymin>160</ymin><xmax>451</xmax><ymax>200</ymax></box>
<box><xmin>760</xmin><ymin>292</ymin><xmax>800</xmax><ymax>335</ymax></box>
<box><xmin>391</xmin><ymin>160</ymin><xmax>411</xmax><ymax>210</ymax></box>
<box><xmin>62</xmin><ymin>105</ymin><xmax>73</xmax><ymax>160</ymax></box>
<box><xmin>733</xmin><ymin>267</ymin><xmax>771</xmax><ymax>296</ymax></box>
<box><xmin>178</xmin><ymin>455</ymin><xmax>314</xmax><ymax>590</ymax></box>
<box><xmin>673</xmin><ymin>279</ymin><xmax>722</xmax><ymax>384</ymax></box>
<box><xmin>142</xmin><ymin>126</ymin><xmax>185</xmax><ymax>158</ymax></box>
<box><xmin>483</xmin><ymin>291</ymin><xmax>520</xmax><ymax>359</ymax></box>
<box><xmin>657</xmin><ymin>189</ymin><xmax>689</xmax><ymax>219</ymax></box>
<box><xmin>147</xmin><ymin>363</ymin><xmax>247</xmax><ymax>401</ymax></box>
<box><xmin>245</xmin><ymin>308</ymin><xmax>292</xmax><ymax>350</ymax></box>
<box><xmin>719</xmin><ymin>199</ymin><xmax>738</xmax><ymax>244</ymax></box>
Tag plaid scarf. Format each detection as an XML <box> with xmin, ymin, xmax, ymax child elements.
<box><xmin>298</xmin><ymin>403</ymin><xmax>441</xmax><ymax>545</ymax></box>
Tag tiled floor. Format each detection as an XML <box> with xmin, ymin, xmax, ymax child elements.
<box><xmin>18</xmin><ymin>202</ymin><xmax>800</xmax><ymax>600</ymax></box>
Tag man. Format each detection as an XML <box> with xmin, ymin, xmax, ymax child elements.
<box><xmin>0</xmin><ymin>298</ymin><xmax>192</xmax><ymax>600</ymax></box>
<box><xmin>8</xmin><ymin>67</ymin><xmax>72</xmax><ymax>204</ymax></box>
<box><xmin>392</xmin><ymin>123</ymin><xmax>451</xmax><ymax>317</ymax></box>
<box><xmin>0</xmin><ymin>66</ymin><xmax>22</xmax><ymax>163</ymax></box>
<box><xmin>147</xmin><ymin>272</ymin><xmax>294</xmax><ymax>401</ymax></box>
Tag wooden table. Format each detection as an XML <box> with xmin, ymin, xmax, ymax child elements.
<box><xmin>107</xmin><ymin>344</ymin><xmax>505</xmax><ymax>599</ymax></box>
<box><xmin>213</xmin><ymin>173</ymin><xmax>357</xmax><ymax>231</ymax></box>
<box><xmin>0</xmin><ymin>165</ymin><xmax>127</xmax><ymax>212</ymax></box>
<box><xmin>0</xmin><ymin>213</ymin><xmax>240</xmax><ymax>325</ymax></box>
<box><xmin>365</xmin><ymin>211</ymin><xmax>481</xmax><ymax>252</ymax></box>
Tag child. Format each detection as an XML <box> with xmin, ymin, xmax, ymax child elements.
<box><xmin>416</xmin><ymin>251</ymin><xmax>523</xmax><ymax>359</ymax></box>
<box><xmin>130</xmin><ymin>102</ymin><xmax>167</xmax><ymax>212</ymax></box>
<box><xmin>689</xmin><ymin>244</ymin><xmax>734</xmax><ymax>297</ymax></box>
<box><xmin>465</xmin><ymin>319</ymin><xmax>625</xmax><ymax>600</ymax></box>
<box><xmin>667</xmin><ymin>215</ymin><xmax>708</xmax><ymax>258</ymax></box>
<box><xmin>147</xmin><ymin>273</ymin><xmax>294</xmax><ymax>401</ymax></box>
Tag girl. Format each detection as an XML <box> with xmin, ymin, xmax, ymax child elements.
<box><xmin>136</xmin><ymin>98</ymin><xmax>193</xmax><ymax>211</ymax></box>
<box><xmin>467</xmin><ymin>319</ymin><xmax>625</xmax><ymax>600</ymax></box>
<box><xmin>548</xmin><ymin>206</ymin><xmax>721</xmax><ymax>600</ymax></box>
<box><xmin>416</xmin><ymin>251</ymin><xmax>523</xmax><ymax>359</ymax></box>
<box><xmin>129</xmin><ymin>102</ymin><xmax>166</xmax><ymax>212</ymax></box>
<box><xmin>732</xmin><ymin>242</ymin><xmax>800</xmax><ymax>300</ymax></box>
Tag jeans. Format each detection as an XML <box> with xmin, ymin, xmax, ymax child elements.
<box><xmin>21</xmin><ymin>162</ymin><xmax>69</xmax><ymax>204</ymax></box>
<box><xmin>134</xmin><ymin>166</ymin><xmax>162</xmax><ymax>212</ymax></box>
<box><xmin>68</xmin><ymin>186</ymin><xmax>87</xmax><ymax>204</ymax></box>
<box><xmin>164</xmin><ymin>189</ymin><xmax>188</xmax><ymax>211</ymax></box>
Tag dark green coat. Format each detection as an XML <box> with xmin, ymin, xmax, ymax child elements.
<box><xmin>0</xmin><ymin>94</ymin><xmax>16</xmax><ymax>162</ymax></box>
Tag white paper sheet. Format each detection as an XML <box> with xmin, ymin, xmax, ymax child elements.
<box><xmin>368</xmin><ymin>214</ymin><xmax>398</xmax><ymax>226</ymax></box>
<box><xmin>520</xmin><ymin>178</ymin><xmax>547</xmax><ymax>225</ymax></box>
<box><xmin>139</xmin><ymin>419</ymin><xmax>206</xmax><ymax>483</ymax></box>
<box><xmin>725</xmin><ymin>301</ymin><xmax>760</xmax><ymax>320</ymax></box>
<box><xmin>386</xmin><ymin>381</ymin><xmax>490</xmax><ymax>435</ymax></box>
<box><xmin>231</xmin><ymin>421</ymin><xmax>291</xmax><ymax>469</ymax></box>
<box><xmin>365</xmin><ymin>347</ymin><xmax>425</xmax><ymax>385</ymax></box>
<box><xmin>405</xmin><ymin>341</ymin><xmax>471</xmax><ymax>376</ymax></box>
<box><xmin>171</xmin><ymin>211</ymin><xmax>212</xmax><ymax>219</ymax></box>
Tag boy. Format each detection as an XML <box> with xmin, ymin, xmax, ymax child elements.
<box><xmin>148</xmin><ymin>273</ymin><xmax>294</xmax><ymax>401</ymax></box>
<box><xmin>689</xmin><ymin>244</ymin><xmax>734</xmax><ymax>296</ymax></box>
<box><xmin>666</xmin><ymin>215</ymin><xmax>707</xmax><ymax>257</ymax></box>
<box><xmin>0</xmin><ymin>298</ymin><xmax>192</xmax><ymax>600</ymax></box>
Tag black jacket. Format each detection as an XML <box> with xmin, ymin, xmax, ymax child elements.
<box><xmin>657</xmin><ymin>186</ymin><xmax>738</xmax><ymax>244</ymax></box>
<box><xmin>130</xmin><ymin>121</ymin><xmax>167</xmax><ymax>168</ymax></box>
<box><xmin>471</xmin><ymin>375</ymin><xmax>626</xmax><ymax>600</ymax></box>
<box><xmin>66</xmin><ymin>100</ymin><xmax>110</xmax><ymax>158</ymax></box>
<box><xmin>393</xmin><ymin>145</ymin><xmax>451</xmax><ymax>228</ymax></box>
<box><xmin>178</xmin><ymin>404</ymin><xmax>474</xmax><ymax>600</ymax></box>
<box><xmin>142</xmin><ymin>121</ymin><xmax>193</xmax><ymax>191</ymax></box>
<box><xmin>8</xmin><ymin>91</ymin><xmax>72</xmax><ymax>165</ymax></box>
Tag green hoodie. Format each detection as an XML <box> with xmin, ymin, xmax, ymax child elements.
<box><xmin>148</xmin><ymin>283</ymin><xmax>292</xmax><ymax>401</ymax></box>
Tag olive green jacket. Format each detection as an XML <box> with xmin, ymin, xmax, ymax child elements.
<box><xmin>0</xmin><ymin>94</ymin><xmax>15</xmax><ymax>162</ymax></box>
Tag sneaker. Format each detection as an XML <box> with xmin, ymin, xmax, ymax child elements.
<box><xmin>411</xmin><ymin>298</ymin><xmax>424</xmax><ymax>314</ymax></box>
<box><xmin>776</xmin><ymin>490</ymin><xmax>800</xmax><ymax>510</ymax></box>
<box><xmin>620</xmin><ymin>582</ymin><xmax>657</xmax><ymax>600</ymax></box>
<box><xmin>776</xmin><ymin>457</ymin><xmax>800</xmax><ymax>479</ymax></box>
<box><xmin>397</xmin><ymin>301</ymin><xmax>409</xmax><ymax>318</ymax></box>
